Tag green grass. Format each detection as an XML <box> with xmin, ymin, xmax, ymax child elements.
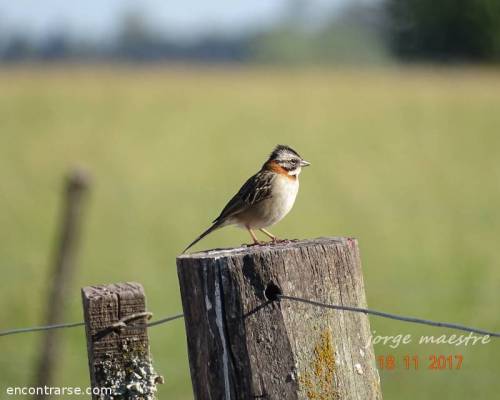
<box><xmin>0</xmin><ymin>65</ymin><xmax>499</xmax><ymax>399</ymax></box>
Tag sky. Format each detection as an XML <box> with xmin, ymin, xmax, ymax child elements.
<box><xmin>0</xmin><ymin>0</ymin><xmax>349</xmax><ymax>41</ymax></box>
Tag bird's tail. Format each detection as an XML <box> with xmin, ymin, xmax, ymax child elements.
<box><xmin>182</xmin><ymin>223</ymin><xmax>221</xmax><ymax>253</ymax></box>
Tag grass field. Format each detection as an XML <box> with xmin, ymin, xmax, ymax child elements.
<box><xmin>0</xmin><ymin>65</ymin><xmax>499</xmax><ymax>399</ymax></box>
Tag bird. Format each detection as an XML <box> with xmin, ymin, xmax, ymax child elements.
<box><xmin>183</xmin><ymin>144</ymin><xmax>310</xmax><ymax>253</ymax></box>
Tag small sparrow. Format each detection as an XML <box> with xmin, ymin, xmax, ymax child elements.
<box><xmin>183</xmin><ymin>145</ymin><xmax>310</xmax><ymax>252</ymax></box>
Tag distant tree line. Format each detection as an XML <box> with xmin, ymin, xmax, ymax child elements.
<box><xmin>0</xmin><ymin>3</ymin><xmax>388</xmax><ymax>64</ymax></box>
<box><xmin>386</xmin><ymin>0</ymin><xmax>500</xmax><ymax>61</ymax></box>
<box><xmin>1</xmin><ymin>1</ymin><xmax>499</xmax><ymax>64</ymax></box>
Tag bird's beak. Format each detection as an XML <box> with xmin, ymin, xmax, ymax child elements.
<box><xmin>300</xmin><ymin>160</ymin><xmax>311</xmax><ymax>167</ymax></box>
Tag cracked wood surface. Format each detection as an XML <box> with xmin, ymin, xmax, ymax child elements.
<box><xmin>81</xmin><ymin>282</ymin><xmax>152</xmax><ymax>399</ymax></box>
<box><xmin>177</xmin><ymin>237</ymin><xmax>382</xmax><ymax>400</ymax></box>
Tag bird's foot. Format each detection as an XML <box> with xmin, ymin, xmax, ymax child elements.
<box><xmin>244</xmin><ymin>241</ymin><xmax>266</xmax><ymax>247</ymax></box>
<box><xmin>243</xmin><ymin>238</ymin><xmax>299</xmax><ymax>247</ymax></box>
<box><xmin>272</xmin><ymin>238</ymin><xmax>299</xmax><ymax>245</ymax></box>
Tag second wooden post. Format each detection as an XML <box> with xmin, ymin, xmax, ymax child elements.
<box><xmin>177</xmin><ymin>237</ymin><xmax>382</xmax><ymax>400</ymax></box>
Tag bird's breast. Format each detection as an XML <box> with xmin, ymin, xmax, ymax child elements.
<box><xmin>238</xmin><ymin>175</ymin><xmax>299</xmax><ymax>229</ymax></box>
<box><xmin>272</xmin><ymin>175</ymin><xmax>299</xmax><ymax>215</ymax></box>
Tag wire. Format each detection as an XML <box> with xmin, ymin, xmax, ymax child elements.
<box><xmin>0</xmin><ymin>322</ymin><xmax>85</xmax><ymax>337</ymax></box>
<box><xmin>278</xmin><ymin>294</ymin><xmax>500</xmax><ymax>338</ymax></box>
<box><xmin>1</xmin><ymin>296</ymin><xmax>498</xmax><ymax>339</ymax></box>
<box><xmin>0</xmin><ymin>313</ymin><xmax>185</xmax><ymax>338</ymax></box>
<box><xmin>148</xmin><ymin>313</ymin><xmax>184</xmax><ymax>327</ymax></box>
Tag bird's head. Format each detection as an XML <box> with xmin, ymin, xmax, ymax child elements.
<box><xmin>264</xmin><ymin>144</ymin><xmax>310</xmax><ymax>177</ymax></box>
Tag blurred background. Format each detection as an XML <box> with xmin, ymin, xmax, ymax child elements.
<box><xmin>0</xmin><ymin>0</ymin><xmax>499</xmax><ymax>399</ymax></box>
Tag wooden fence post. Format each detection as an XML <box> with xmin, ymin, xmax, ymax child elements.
<box><xmin>81</xmin><ymin>282</ymin><xmax>163</xmax><ymax>400</ymax></box>
<box><xmin>35</xmin><ymin>169</ymin><xmax>89</xmax><ymax>399</ymax></box>
<box><xmin>177</xmin><ymin>237</ymin><xmax>382</xmax><ymax>400</ymax></box>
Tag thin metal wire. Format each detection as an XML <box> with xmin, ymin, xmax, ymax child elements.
<box><xmin>0</xmin><ymin>322</ymin><xmax>85</xmax><ymax>337</ymax></box>
<box><xmin>148</xmin><ymin>313</ymin><xmax>184</xmax><ymax>327</ymax></box>
<box><xmin>1</xmin><ymin>295</ymin><xmax>498</xmax><ymax>339</ymax></box>
<box><xmin>278</xmin><ymin>294</ymin><xmax>500</xmax><ymax>338</ymax></box>
<box><xmin>0</xmin><ymin>312</ymin><xmax>185</xmax><ymax>338</ymax></box>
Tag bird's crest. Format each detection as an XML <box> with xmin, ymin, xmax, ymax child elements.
<box><xmin>269</xmin><ymin>145</ymin><xmax>301</xmax><ymax>161</ymax></box>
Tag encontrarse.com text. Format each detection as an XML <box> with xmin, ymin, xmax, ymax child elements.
<box><xmin>6</xmin><ymin>386</ymin><xmax>112</xmax><ymax>396</ymax></box>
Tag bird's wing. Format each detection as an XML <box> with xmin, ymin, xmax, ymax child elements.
<box><xmin>213</xmin><ymin>170</ymin><xmax>275</xmax><ymax>224</ymax></box>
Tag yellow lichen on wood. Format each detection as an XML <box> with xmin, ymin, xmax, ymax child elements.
<box><xmin>299</xmin><ymin>329</ymin><xmax>338</xmax><ymax>400</ymax></box>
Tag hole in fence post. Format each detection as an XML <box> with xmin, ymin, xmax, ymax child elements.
<box><xmin>264</xmin><ymin>282</ymin><xmax>282</xmax><ymax>302</ymax></box>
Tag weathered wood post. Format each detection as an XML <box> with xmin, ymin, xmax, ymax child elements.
<box><xmin>81</xmin><ymin>282</ymin><xmax>163</xmax><ymax>400</ymax></box>
<box><xmin>177</xmin><ymin>237</ymin><xmax>381</xmax><ymax>400</ymax></box>
<box><xmin>35</xmin><ymin>169</ymin><xmax>90</xmax><ymax>399</ymax></box>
